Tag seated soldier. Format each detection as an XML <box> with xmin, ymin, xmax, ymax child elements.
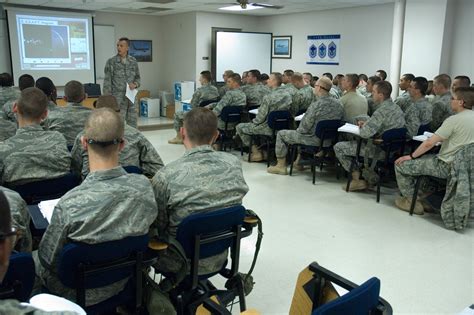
<box><xmin>236</xmin><ymin>72</ymin><xmax>292</xmax><ymax>162</ymax></box>
<box><xmin>152</xmin><ymin>107</ymin><xmax>248</xmax><ymax>276</ymax></box>
<box><xmin>405</xmin><ymin>76</ymin><xmax>432</xmax><ymax>137</ymax></box>
<box><xmin>71</xmin><ymin>95</ymin><xmax>164</xmax><ymax>179</ymax></box>
<box><xmin>0</xmin><ymin>118</ymin><xmax>16</xmax><ymax>142</ymax></box>
<box><xmin>430</xmin><ymin>74</ymin><xmax>452</xmax><ymax>131</ymax></box>
<box><xmin>267</xmin><ymin>77</ymin><xmax>344</xmax><ymax>175</ymax></box>
<box><xmin>394</xmin><ymin>73</ymin><xmax>415</xmax><ymax>112</ymax></box>
<box><xmin>242</xmin><ymin>69</ymin><xmax>271</xmax><ymax>108</ymax></box>
<box><xmin>340</xmin><ymin>73</ymin><xmax>368</xmax><ymax>123</ymax></box>
<box><xmin>219</xmin><ymin>70</ymin><xmax>234</xmax><ymax>97</ymax></box>
<box><xmin>0</xmin><ymin>87</ymin><xmax>70</xmax><ymax>186</ymax></box>
<box><xmin>290</xmin><ymin>72</ymin><xmax>314</xmax><ymax>116</ymax></box>
<box><xmin>260</xmin><ymin>73</ymin><xmax>269</xmax><ymax>86</ymax></box>
<box><xmin>0</xmin><ymin>73</ymin><xmax>20</xmax><ymax>107</ymax></box>
<box><xmin>35</xmin><ymin>77</ymin><xmax>58</xmax><ymax>112</ymax></box>
<box><xmin>365</xmin><ymin>76</ymin><xmax>381</xmax><ymax>116</ymax></box>
<box><xmin>334</xmin><ymin>81</ymin><xmax>406</xmax><ymax>191</ymax></box>
<box><xmin>356</xmin><ymin>73</ymin><xmax>369</xmax><ymax>97</ymax></box>
<box><xmin>36</xmin><ymin>108</ymin><xmax>158</xmax><ymax>306</ymax></box>
<box><xmin>2</xmin><ymin>74</ymin><xmax>35</xmax><ymax>122</ymax></box>
<box><xmin>451</xmin><ymin>75</ymin><xmax>470</xmax><ymax>93</ymax></box>
<box><xmin>395</xmin><ymin>87</ymin><xmax>474</xmax><ymax>214</ymax></box>
<box><xmin>303</xmin><ymin>72</ymin><xmax>314</xmax><ymax>87</ymax></box>
<box><xmin>168</xmin><ymin>70</ymin><xmax>220</xmax><ymax>144</ymax></box>
<box><xmin>211</xmin><ymin>73</ymin><xmax>246</xmax><ymax>131</ymax></box>
<box><xmin>282</xmin><ymin>70</ymin><xmax>298</xmax><ymax>96</ymax></box>
<box><xmin>0</xmin><ymin>186</ymin><xmax>31</xmax><ymax>252</ymax></box>
<box><xmin>375</xmin><ymin>69</ymin><xmax>387</xmax><ymax>81</ymax></box>
<box><xmin>44</xmin><ymin>80</ymin><xmax>92</xmax><ymax>146</ymax></box>
<box><xmin>332</xmin><ymin>74</ymin><xmax>344</xmax><ymax>98</ymax></box>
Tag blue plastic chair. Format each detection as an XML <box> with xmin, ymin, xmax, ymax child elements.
<box><xmin>417</xmin><ymin>123</ymin><xmax>431</xmax><ymax>136</ymax></box>
<box><xmin>0</xmin><ymin>252</ymin><xmax>35</xmax><ymax>301</ymax></box>
<box><xmin>199</xmin><ymin>98</ymin><xmax>220</xmax><ymax>107</ymax></box>
<box><xmin>56</xmin><ymin>235</ymin><xmax>148</xmax><ymax>314</ymax></box>
<box><xmin>8</xmin><ymin>173</ymin><xmax>80</xmax><ymax>205</ymax></box>
<box><xmin>217</xmin><ymin>106</ymin><xmax>243</xmax><ymax>151</ymax></box>
<box><xmin>173</xmin><ymin>205</ymin><xmax>248</xmax><ymax>314</ymax></box>
<box><xmin>123</xmin><ymin>165</ymin><xmax>143</xmax><ymax>174</ymax></box>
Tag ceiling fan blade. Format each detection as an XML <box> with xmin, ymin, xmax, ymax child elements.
<box><xmin>250</xmin><ymin>3</ymin><xmax>284</xmax><ymax>9</ymax></box>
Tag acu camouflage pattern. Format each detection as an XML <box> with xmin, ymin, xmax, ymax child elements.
<box><xmin>0</xmin><ymin>118</ymin><xmax>16</xmax><ymax>142</ymax></box>
<box><xmin>335</xmin><ymin>99</ymin><xmax>406</xmax><ymax>173</ymax></box>
<box><xmin>236</xmin><ymin>86</ymin><xmax>292</xmax><ymax>146</ymax></box>
<box><xmin>43</xmin><ymin>103</ymin><xmax>92</xmax><ymax>146</ymax></box>
<box><xmin>404</xmin><ymin>97</ymin><xmax>432</xmax><ymax>137</ymax></box>
<box><xmin>0</xmin><ymin>125</ymin><xmax>71</xmax><ymax>185</ymax></box>
<box><xmin>0</xmin><ymin>186</ymin><xmax>32</xmax><ymax>252</ymax></box>
<box><xmin>151</xmin><ymin>145</ymin><xmax>248</xmax><ymax>274</ymax></box>
<box><xmin>0</xmin><ymin>300</ymin><xmax>78</xmax><ymax>315</ymax></box>
<box><xmin>71</xmin><ymin>124</ymin><xmax>164</xmax><ymax>178</ymax></box>
<box><xmin>290</xmin><ymin>85</ymin><xmax>314</xmax><ymax>116</ymax></box>
<box><xmin>0</xmin><ymin>86</ymin><xmax>20</xmax><ymax>107</ymax></box>
<box><xmin>219</xmin><ymin>85</ymin><xmax>229</xmax><ymax>98</ymax></box>
<box><xmin>36</xmin><ymin>167</ymin><xmax>157</xmax><ymax>306</ymax></box>
<box><xmin>103</xmin><ymin>54</ymin><xmax>141</xmax><ymax>127</ymax></box>
<box><xmin>394</xmin><ymin>91</ymin><xmax>412</xmax><ymax>113</ymax></box>
<box><xmin>2</xmin><ymin>100</ymin><xmax>17</xmax><ymax>122</ymax></box>
<box><xmin>430</xmin><ymin>92</ymin><xmax>452</xmax><ymax>131</ymax></box>
<box><xmin>212</xmin><ymin>88</ymin><xmax>247</xmax><ymax>130</ymax></box>
<box><xmin>275</xmin><ymin>95</ymin><xmax>344</xmax><ymax>158</ymax></box>
<box><xmin>242</xmin><ymin>82</ymin><xmax>271</xmax><ymax>106</ymax></box>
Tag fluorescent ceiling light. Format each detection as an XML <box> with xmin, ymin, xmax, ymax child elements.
<box><xmin>219</xmin><ymin>5</ymin><xmax>263</xmax><ymax>11</ymax></box>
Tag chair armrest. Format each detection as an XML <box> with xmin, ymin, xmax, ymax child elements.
<box><xmin>148</xmin><ymin>239</ymin><xmax>168</xmax><ymax>251</ymax></box>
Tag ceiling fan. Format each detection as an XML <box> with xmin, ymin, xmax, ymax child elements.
<box><xmin>222</xmin><ymin>0</ymin><xmax>284</xmax><ymax>10</ymax></box>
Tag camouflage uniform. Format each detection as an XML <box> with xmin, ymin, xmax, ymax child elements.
<box><xmin>0</xmin><ymin>300</ymin><xmax>77</xmax><ymax>315</ymax></box>
<box><xmin>36</xmin><ymin>167</ymin><xmax>157</xmax><ymax>306</ymax></box>
<box><xmin>367</xmin><ymin>96</ymin><xmax>377</xmax><ymax>116</ymax></box>
<box><xmin>103</xmin><ymin>54</ymin><xmax>141</xmax><ymax>127</ymax></box>
<box><xmin>43</xmin><ymin>103</ymin><xmax>92</xmax><ymax>146</ymax></box>
<box><xmin>0</xmin><ymin>186</ymin><xmax>32</xmax><ymax>252</ymax></box>
<box><xmin>71</xmin><ymin>124</ymin><xmax>164</xmax><ymax>179</ymax></box>
<box><xmin>2</xmin><ymin>100</ymin><xmax>17</xmax><ymax>122</ymax></box>
<box><xmin>340</xmin><ymin>91</ymin><xmax>368</xmax><ymax>123</ymax></box>
<box><xmin>334</xmin><ymin>99</ymin><xmax>406</xmax><ymax>172</ymax></box>
<box><xmin>275</xmin><ymin>96</ymin><xmax>344</xmax><ymax>158</ymax></box>
<box><xmin>357</xmin><ymin>85</ymin><xmax>369</xmax><ymax>98</ymax></box>
<box><xmin>290</xmin><ymin>85</ymin><xmax>314</xmax><ymax>116</ymax></box>
<box><xmin>151</xmin><ymin>145</ymin><xmax>248</xmax><ymax>275</ymax></box>
<box><xmin>212</xmin><ymin>88</ymin><xmax>247</xmax><ymax>130</ymax></box>
<box><xmin>0</xmin><ymin>86</ymin><xmax>20</xmax><ymax>107</ymax></box>
<box><xmin>173</xmin><ymin>83</ymin><xmax>220</xmax><ymax>132</ymax></box>
<box><xmin>242</xmin><ymin>82</ymin><xmax>271</xmax><ymax>107</ymax></box>
<box><xmin>329</xmin><ymin>87</ymin><xmax>341</xmax><ymax>99</ymax></box>
<box><xmin>236</xmin><ymin>86</ymin><xmax>292</xmax><ymax>146</ymax></box>
<box><xmin>394</xmin><ymin>91</ymin><xmax>412</xmax><ymax>113</ymax></box>
<box><xmin>0</xmin><ymin>125</ymin><xmax>71</xmax><ymax>185</ymax></box>
<box><xmin>0</xmin><ymin>118</ymin><xmax>16</xmax><ymax>142</ymax></box>
<box><xmin>430</xmin><ymin>92</ymin><xmax>452</xmax><ymax>131</ymax></box>
<box><xmin>405</xmin><ymin>97</ymin><xmax>432</xmax><ymax>137</ymax></box>
<box><xmin>283</xmin><ymin>83</ymin><xmax>298</xmax><ymax>97</ymax></box>
<box><xmin>218</xmin><ymin>85</ymin><xmax>229</xmax><ymax>98</ymax></box>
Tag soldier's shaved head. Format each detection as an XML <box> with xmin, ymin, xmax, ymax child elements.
<box><xmin>16</xmin><ymin>87</ymin><xmax>48</xmax><ymax>120</ymax></box>
<box><xmin>317</xmin><ymin>77</ymin><xmax>332</xmax><ymax>92</ymax></box>
<box><xmin>95</xmin><ymin>95</ymin><xmax>120</xmax><ymax>112</ymax></box>
<box><xmin>84</xmin><ymin>108</ymin><xmax>124</xmax><ymax>156</ymax></box>
<box><xmin>183</xmin><ymin>107</ymin><xmax>217</xmax><ymax>145</ymax></box>
<box><xmin>65</xmin><ymin>80</ymin><xmax>85</xmax><ymax>103</ymax></box>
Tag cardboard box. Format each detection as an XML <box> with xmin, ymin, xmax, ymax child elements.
<box><xmin>166</xmin><ymin>104</ymin><xmax>175</xmax><ymax>119</ymax></box>
<box><xmin>140</xmin><ymin>98</ymin><xmax>161</xmax><ymax>118</ymax></box>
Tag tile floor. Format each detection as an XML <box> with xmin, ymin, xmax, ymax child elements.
<box><xmin>143</xmin><ymin>128</ymin><xmax>474</xmax><ymax>315</ymax></box>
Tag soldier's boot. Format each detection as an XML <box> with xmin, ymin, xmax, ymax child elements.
<box><xmin>267</xmin><ymin>158</ymin><xmax>288</xmax><ymax>175</ymax></box>
<box><xmin>168</xmin><ymin>132</ymin><xmax>183</xmax><ymax>144</ymax></box>
<box><xmin>293</xmin><ymin>154</ymin><xmax>305</xmax><ymax>171</ymax></box>
<box><xmin>315</xmin><ymin>150</ymin><xmax>327</xmax><ymax>158</ymax></box>
<box><xmin>343</xmin><ymin>171</ymin><xmax>368</xmax><ymax>191</ymax></box>
<box><xmin>395</xmin><ymin>196</ymin><xmax>424</xmax><ymax>215</ymax></box>
<box><xmin>250</xmin><ymin>145</ymin><xmax>264</xmax><ymax>162</ymax></box>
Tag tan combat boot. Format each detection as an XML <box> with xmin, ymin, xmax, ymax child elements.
<box><xmin>168</xmin><ymin>132</ymin><xmax>183</xmax><ymax>144</ymax></box>
<box><xmin>267</xmin><ymin>158</ymin><xmax>288</xmax><ymax>175</ymax></box>
<box><xmin>293</xmin><ymin>154</ymin><xmax>305</xmax><ymax>171</ymax></box>
<box><xmin>342</xmin><ymin>171</ymin><xmax>368</xmax><ymax>191</ymax></box>
<box><xmin>395</xmin><ymin>196</ymin><xmax>424</xmax><ymax>215</ymax></box>
<box><xmin>249</xmin><ymin>145</ymin><xmax>263</xmax><ymax>162</ymax></box>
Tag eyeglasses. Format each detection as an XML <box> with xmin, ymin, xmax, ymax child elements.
<box><xmin>0</xmin><ymin>227</ymin><xmax>17</xmax><ymax>243</ymax></box>
<box><xmin>315</xmin><ymin>84</ymin><xmax>329</xmax><ymax>92</ymax></box>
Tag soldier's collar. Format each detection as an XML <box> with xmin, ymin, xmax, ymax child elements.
<box><xmin>184</xmin><ymin>144</ymin><xmax>213</xmax><ymax>156</ymax></box>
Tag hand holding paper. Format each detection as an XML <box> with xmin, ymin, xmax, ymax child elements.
<box><xmin>126</xmin><ymin>83</ymin><xmax>138</xmax><ymax>103</ymax></box>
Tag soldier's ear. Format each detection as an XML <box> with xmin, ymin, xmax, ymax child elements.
<box><xmin>12</xmin><ymin>102</ymin><xmax>18</xmax><ymax>113</ymax></box>
<box><xmin>80</xmin><ymin>136</ymin><xmax>88</xmax><ymax>151</ymax></box>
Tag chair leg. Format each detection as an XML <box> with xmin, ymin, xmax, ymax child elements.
<box><xmin>289</xmin><ymin>145</ymin><xmax>295</xmax><ymax>176</ymax></box>
<box><xmin>410</xmin><ymin>177</ymin><xmax>423</xmax><ymax>215</ymax></box>
<box><xmin>376</xmin><ymin>168</ymin><xmax>381</xmax><ymax>203</ymax></box>
<box><xmin>248</xmin><ymin>137</ymin><xmax>252</xmax><ymax>163</ymax></box>
<box><xmin>266</xmin><ymin>140</ymin><xmax>271</xmax><ymax>167</ymax></box>
<box><xmin>346</xmin><ymin>159</ymin><xmax>354</xmax><ymax>192</ymax></box>
<box><xmin>235</xmin><ymin>275</ymin><xmax>247</xmax><ymax>312</ymax></box>
<box><xmin>312</xmin><ymin>164</ymin><xmax>316</xmax><ymax>185</ymax></box>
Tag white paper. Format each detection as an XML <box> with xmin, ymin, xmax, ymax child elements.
<box><xmin>249</xmin><ymin>108</ymin><xmax>258</xmax><ymax>115</ymax></box>
<box><xmin>126</xmin><ymin>84</ymin><xmax>138</xmax><ymax>103</ymax></box>
<box><xmin>412</xmin><ymin>131</ymin><xmax>440</xmax><ymax>145</ymax></box>
<box><xmin>27</xmin><ymin>294</ymin><xmax>86</xmax><ymax>314</ymax></box>
<box><xmin>337</xmin><ymin>123</ymin><xmax>360</xmax><ymax>135</ymax></box>
<box><xmin>458</xmin><ymin>305</ymin><xmax>474</xmax><ymax>315</ymax></box>
<box><xmin>182</xmin><ymin>99</ymin><xmax>192</xmax><ymax>104</ymax></box>
<box><xmin>295</xmin><ymin>113</ymin><xmax>305</xmax><ymax>121</ymax></box>
<box><xmin>38</xmin><ymin>198</ymin><xmax>60</xmax><ymax>223</ymax></box>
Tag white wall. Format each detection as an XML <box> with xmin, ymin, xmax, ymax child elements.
<box><xmin>255</xmin><ymin>3</ymin><xmax>395</xmax><ymax>78</ymax></box>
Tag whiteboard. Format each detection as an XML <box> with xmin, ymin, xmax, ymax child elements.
<box><xmin>94</xmin><ymin>24</ymin><xmax>115</xmax><ymax>85</ymax></box>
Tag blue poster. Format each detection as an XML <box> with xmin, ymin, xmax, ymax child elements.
<box><xmin>307</xmin><ymin>35</ymin><xmax>340</xmax><ymax>65</ymax></box>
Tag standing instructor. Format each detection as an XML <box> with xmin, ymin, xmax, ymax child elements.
<box><xmin>103</xmin><ymin>37</ymin><xmax>141</xmax><ymax>127</ymax></box>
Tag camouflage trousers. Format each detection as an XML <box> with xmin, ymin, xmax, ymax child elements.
<box><xmin>174</xmin><ymin>111</ymin><xmax>185</xmax><ymax>132</ymax></box>
<box><xmin>395</xmin><ymin>154</ymin><xmax>449</xmax><ymax>198</ymax></box>
<box><xmin>334</xmin><ymin>141</ymin><xmax>384</xmax><ymax>172</ymax></box>
<box><xmin>119</xmin><ymin>97</ymin><xmax>137</xmax><ymax>128</ymax></box>
<box><xmin>236</xmin><ymin>122</ymin><xmax>272</xmax><ymax>147</ymax></box>
<box><xmin>275</xmin><ymin>130</ymin><xmax>320</xmax><ymax>158</ymax></box>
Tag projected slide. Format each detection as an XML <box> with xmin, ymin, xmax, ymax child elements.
<box><xmin>16</xmin><ymin>15</ymin><xmax>90</xmax><ymax>71</ymax></box>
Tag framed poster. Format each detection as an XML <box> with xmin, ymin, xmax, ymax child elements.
<box><xmin>307</xmin><ymin>34</ymin><xmax>340</xmax><ymax>65</ymax></box>
<box><xmin>129</xmin><ymin>40</ymin><xmax>152</xmax><ymax>62</ymax></box>
<box><xmin>272</xmin><ymin>35</ymin><xmax>292</xmax><ymax>59</ymax></box>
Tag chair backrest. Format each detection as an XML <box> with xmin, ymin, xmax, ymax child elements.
<box><xmin>83</xmin><ymin>83</ymin><xmax>101</xmax><ymax>97</ymax></box>
<box><xmin>380</xmin><ymin>128</ymin><xmax>407</xmax><ymax>153</ymax></box>
<box><xmin>9</xmin><ymin>173</ymin><xmax>81</xmax><ymax>205</ymax></box>
<box><xmin>315</xmin><ymin>120</ymin><xmax>344</xmax><ymax>143</ymax></box>
<box><xmin>268</xmin><ymin>110</ymin><xmax>291</xmax><ymax>131</ymax></box>
<box><xmin>57</xmin><ymin>235</ymin><xmax>148</xmax><ymax>289</ymax></box>
<box><xmin>123</xmin><ymin>165</ymin><xmax>143</xmax><ymax>174</ymax></box>
<box><xmin>176</xmin><ymin>205</ymin><xmax>246</xmax><ymax>260</ymax></box>
<box><xmin>0</xmin><ymin>253</ymin><xmax>35</xmax><ymax>302</ymax></box>
<box><xmin>220</xmin><ymin>106</ymin><xmax>243</xmax><ymax>124</ymax></box>
<box><xmin>200</xmin><ymin>98</ymin><xmax>220</xmax><ymax>107</ymax></box>
<box><xmin>417</xmin><ymin>123</ymin><xmax>431</xmax><ymax>135</ymax></box>
<box><xmin>313</xmin><ymin>277</ymin><xmax>381</xmax><ymax>315</ymax></box>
